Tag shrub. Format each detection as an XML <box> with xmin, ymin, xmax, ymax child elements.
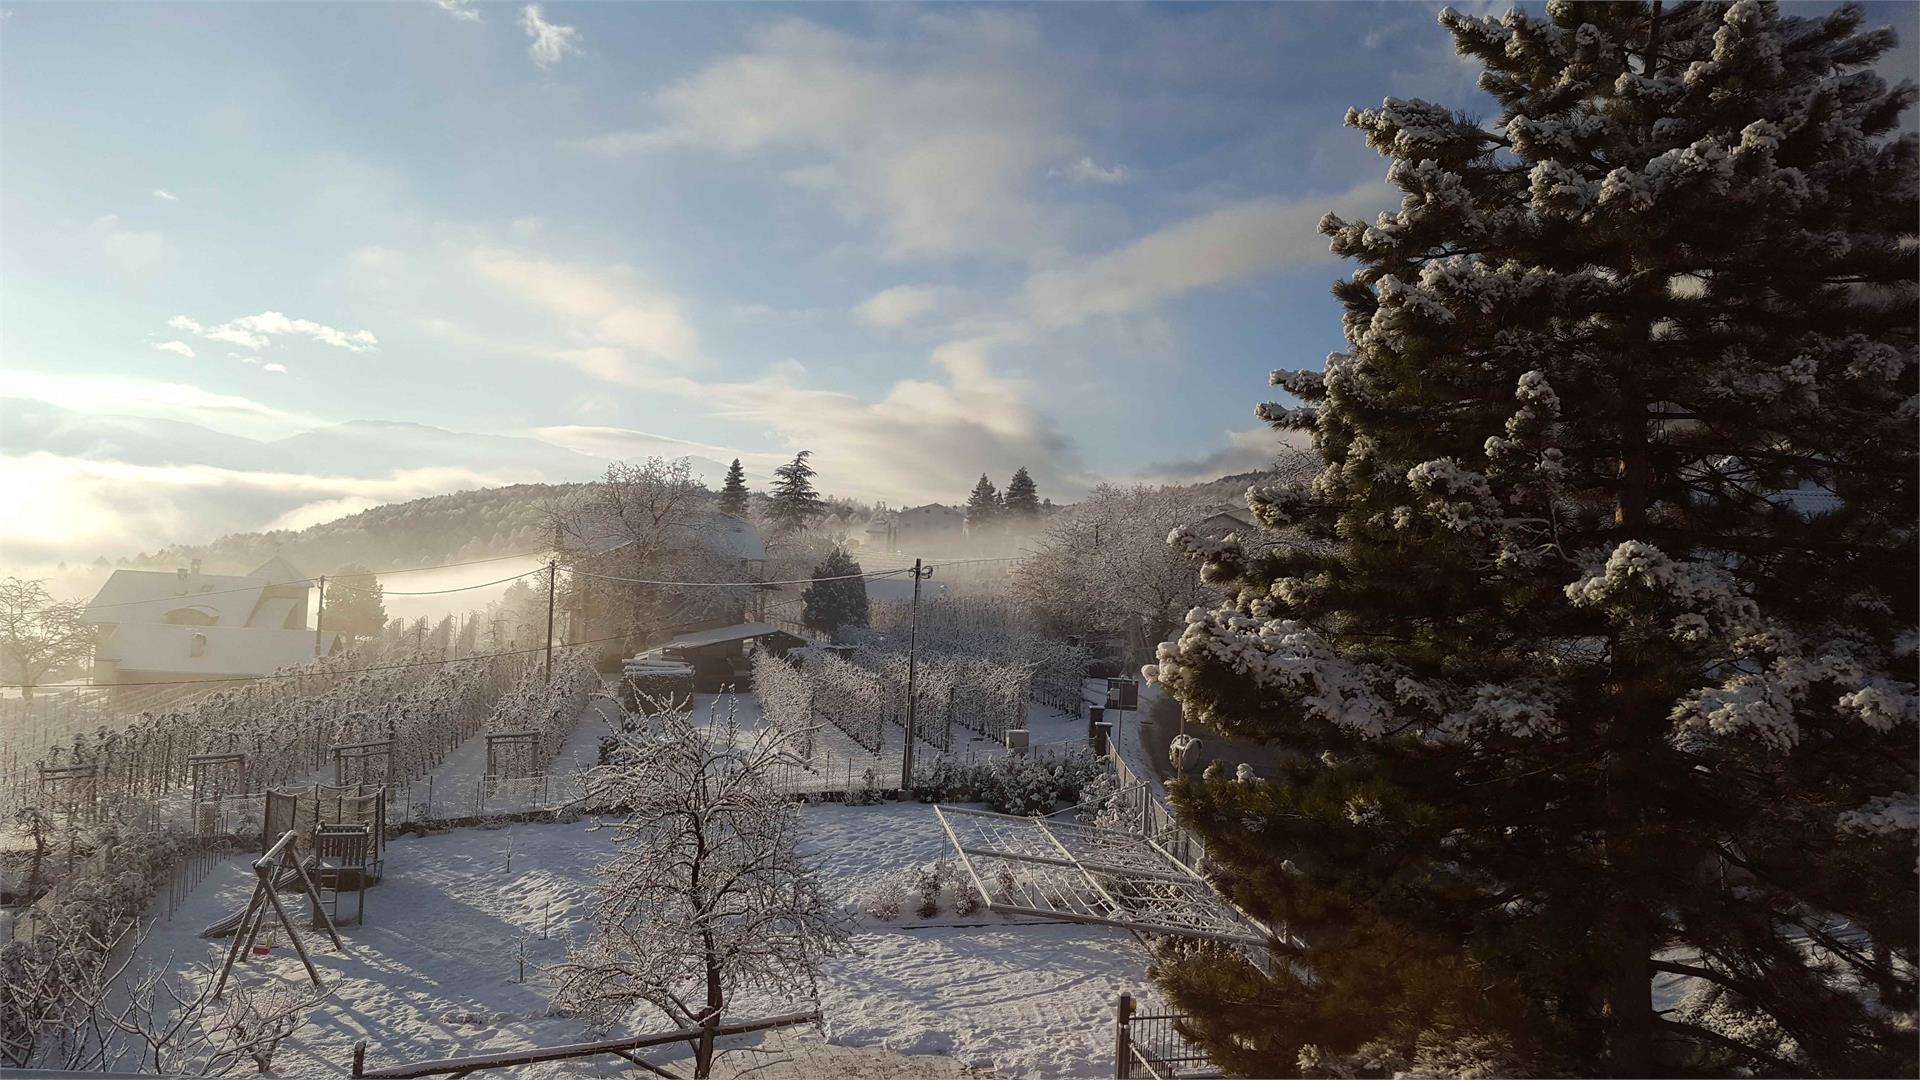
<box><xmin>859</xmin><ymin>877</ymin><xmax>906</xmax><ymax>920</ymax></box>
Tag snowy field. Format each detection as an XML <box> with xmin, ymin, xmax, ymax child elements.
<box><xmin>133</xmin><ymin>803</ymin><xmax>1147</xmax><ymax>1078</ymax></box>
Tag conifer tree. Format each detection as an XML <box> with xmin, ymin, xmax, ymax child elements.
<box><xmin>1148</xmin><ymin>4</ymin><xmax>1916</xmax><ymax>1076</ymax></box>
<box><xmin>1003</xmin><ymin>467</ymin><xmax>1041</xmax><ymax>521</ymax></box>
<box><xmin>717</xmin><ymin>458</ymin><xmax>750</xmax><ymax>518</ymax></box>
<box><xmin>324</xmin><ymin>566</ymin><xmax>386</xmax><ymax>643</ymax></box>
<box><xmin>766</xmin><ymin>451</ymin><xmax>823</xmax><ymax>536</ymax></box>
<box><xmin>965</xmin><ymin>474</ymin><xmax>1002</xmax><ymax>535</ymax></box>
<box><xmin>801</xmin><ymin>547</ymin><xmax>870</xmax><ymax>639</ymax></box>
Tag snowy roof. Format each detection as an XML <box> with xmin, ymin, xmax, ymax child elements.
<box><xmin>83</xmin><ymin>556</ymin><xmax>312</xmax><ymax>629</ymax></box>
<box><xmin>96</xmin><ymin>623</ymin><xmax>338</xmax><ymax>679</ymax></box>
<box><xmin>645</xmin><ymin>621</ymin><xmax>802</xmax><ymax>655</ymax></box>
<box><xmin>900</xmin><ymin>503</ymin><xmax>963</xmax><ymax>518</ymax></box>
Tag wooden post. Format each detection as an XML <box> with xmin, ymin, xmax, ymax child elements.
<box><xmin>1115</xmin><ymin>992</ymin><xmax>1134</xmax><ymax>1080</ymax></box>
<box><xmin>352</xmin><ymin>1039</ymin><xmax>367</xmax><ymax>1077</ymax></box>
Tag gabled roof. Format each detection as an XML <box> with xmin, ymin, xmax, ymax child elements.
<box><xmin>84</xmin><ymin>570</ymin><xmax>269</xmax><ymax>628</ymax></box>
<box><xmin>96</xmin><ymin>624</ymin><xmax>338</xmax><ymax>678</ymax></box>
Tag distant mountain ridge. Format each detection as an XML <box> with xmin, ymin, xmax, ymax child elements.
<box><xmin>114</xmin><ymin>482</ymin><xmax>583</xmax><ymax>575</ymax></box>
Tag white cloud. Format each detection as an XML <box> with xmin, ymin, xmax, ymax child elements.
<box><xmin>262</xmin><ymin>362</ymin><xmax>288</xmax><ymax>374</ymax></box>
<box><xmin>167</xmin><ymin>310</ymin><xmax>379</xmax><ymax>352</ymax></box>
<box><xmin>855</xmin><ymin>284</ymin><xmax>953</xmax><ymax>328</ymax></box>
<box><xmin>1025</xmin><ymin>181</ymin><xmax>1388</xmax><ymax>328</ymax></box>
<box><xmin>467</xmin><ymin>246</ymin><xmax>699</xmax><ymax>381</ymax></box>
<box><xmin>4</xmin><ymin>371</ymin><xmax>315</xmax><ymax>440</ymax></box>
<box><xmin>580</xmin><ymin>15</ymin><xmax>1080</xmax><ymax>259</ymax></box>
<box><xmin>434</xmin><ymin>0</ymin><xmax>483</xmax><ymax>23</ymax></box>
<box><xmin>151</xmin><ymin>188</ymin><xmax>180</xmax><ymax>202</ymax></box>
<box><xmin>1051</xmin><ymin>156</ymin><xmax>1129</xmax><ymax>185</ymax></box>
<box><xmin>644</xmin><ymin>338</ymin><xmax>1088</xmax><ymax>506</ymax></box>
<box><xmin>154</xmin><ymin>340</ymin><xmax>196</xmax><ymax>359</ymax></box>
<box><xmin>86</xmin><ymin>214</ymin><xmax>165</xmax><ymax>269</ymax></box>
<box><xmin>521</xmin><ymin>4</ymin><xmax>582</xmax><ymax>69</ymax></box>
<box><xmin>1133</xmin><ymin>426</ymin><xmax>1312</xmax><ymax>485</ymax></box>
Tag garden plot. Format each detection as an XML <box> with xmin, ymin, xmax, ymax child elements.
<box><xmin>135</xmin><ymin>803</ymin><xmax>1146</xmax><ymax>1078</ymax></box>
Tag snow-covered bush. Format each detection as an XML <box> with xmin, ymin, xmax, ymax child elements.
<box><xmin>858</xmin><ymin>877</ymin><xmax>907</xmax><ymax>921</ymax></box>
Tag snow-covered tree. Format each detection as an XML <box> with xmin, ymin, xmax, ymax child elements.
<box><xmin>717</xmin><ymin>458</ymin><xmax>750</xmax><ymax>519</ymax></box>
<box><xmin>801</xmin><ymin>547</ymin><xmax>870</xmax><ymax>640</ymax></box>
<box><xmin>1149</xmin><ymin>4</ymin><xmax>1916</xmax><ymax>1076</ymax></box>
<box><xmin>766</xmin><ymin>451</ymin><xmax>824</xmax><ymax>537</ymax></box>
<box><xmin>553</xmin><ymin>696</ymin><xmax>851</xmax><ymax>1078</ymax></box>
<box><xmin>1015</xmin><ymin>485</ymin><xmax>1222</xmax><ymax>664</ymax></box>
<box><xmin>0</xmin><ymin>578</ymin><xmax>93</xmax><ymax>698</ymax></box>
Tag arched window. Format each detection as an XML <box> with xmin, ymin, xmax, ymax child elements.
<box><xmin>164</xmin><ymin>606</ymin><xmax>219</xmax><ymax>626</ymax></box>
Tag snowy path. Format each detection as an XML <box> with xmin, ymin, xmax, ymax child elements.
<box><xmin>138</xmin><ymin>803</ymin><xmax>1149</xmax><ymax>1078</ymax></box>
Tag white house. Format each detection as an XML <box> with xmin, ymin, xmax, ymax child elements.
<box><xmin>83</xmin><ymin>557</ymin><xmax>339</xmax><ymax>685</ymax></box>
<box><xmin>894</xmin><ymin>504</ymin><xmax>966</xmax><ymax>551</ymax></box>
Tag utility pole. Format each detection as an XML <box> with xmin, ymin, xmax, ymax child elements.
<box><xmin>313</xmin><ymin>576</ymin><xmax>326</xmax><ymax>657</ymax></box>
<box><xmin>899</xmin><ymin>558</ymin><xmax>934</xmax><ymax>791</ymax></box>
<box><xmin>544</xmin><ymin>559</ymin><xmax>557</xmax><ymax>684</ymax></box>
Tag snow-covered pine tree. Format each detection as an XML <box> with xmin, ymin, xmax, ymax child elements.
<box><xmin>1147</xmin><ymin>3</ymin><xmax>1916</xmax><ymax>1076</ymax></box>
<box><xmin>1003</xmin><ymin>467</ymin><xmax>1041</xmax><ymax>520</ymax></box>
<box><xmin>965</xmin><ymin>474</ymin><xmax>1002</xmax><ymax>535</ymax></box>
<box><xmin>802</xmin><ymin>547</ymin><xmax>870</xmax><ymax>640</ymax></box>
<box><xmin>718</xmin><ymin>458</ymin><xmax>750</xmax><ymax>518</ymax></box>
<box><xmin>766</xmin><ymin>451</ymin><xmax>824</xmax><ymax>536</ymax></box>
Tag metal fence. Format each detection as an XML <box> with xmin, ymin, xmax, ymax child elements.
<box><xmin>1115</xmin><ymin>993</ymin><xmax>1218</xmax><ymax>1079</ymax></box>
<box><xmin>1102</xmin><ymin>742</ymin><xmax>1207</xmax><ymax>874</ymax></box>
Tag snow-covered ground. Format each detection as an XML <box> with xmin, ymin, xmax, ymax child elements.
<box><xmin>134</xmin><ymin>803</ymin><xmax>1146</xmax><ymax>1078</ymax></box>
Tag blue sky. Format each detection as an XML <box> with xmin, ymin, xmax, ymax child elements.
<box><xmin>3</xmin><ymin>1</ymin><xmax>1913</xmax><ymax>568</ymax></box>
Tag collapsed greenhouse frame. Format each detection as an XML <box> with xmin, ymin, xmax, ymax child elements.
<box><xmin>933</xmin><ymin>804</ymin><xmax>1275</xmax><ymax>948</ymax></box>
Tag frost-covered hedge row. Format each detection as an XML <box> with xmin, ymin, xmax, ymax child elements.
<box><xmin>868</xmin><ymin>596</ymin><xmax>1090</xmax><ymax>718</ymax></box>
<box><xmin>16</xmin><ymin>647</ymin><xmax>523</xmax><ymax>814</ymax></box>
<box><xmin>485</xmin><ymin>649</ymin><xmax>598</xmax><ymax>776</ymax></box>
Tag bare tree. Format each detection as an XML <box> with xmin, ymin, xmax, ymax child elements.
<box><xmin>551</xmin><ymin>459</ymin><xmax>754</xmax><ymax>650</ymax></box>
<box><xmin>552</xmin><ymin>695</ymin><xmax>851</xmax><ymax>1079</ymax></box>
<box><xmin>0</xmin><ymin>578</ymin><xmax>94</xmax><ymax>698</ymax></box>
<box><xmin>1014</xmin><ymin>485</ymin><xmax>1223</xmax><ymax>664</ymax></box>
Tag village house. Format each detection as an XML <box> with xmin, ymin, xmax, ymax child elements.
<box><xmin>82</xmin><ymin>556</ymin><xmax>339</xmax><ymax>686</ymax></box>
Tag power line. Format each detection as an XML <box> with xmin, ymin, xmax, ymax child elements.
<box><xmin>570</xmin><ymin>566</ymin><xmax>913</xmax><ymax>587</ymax></box>
<box><xmin>381</xmin><ymin>569</ymin><xmax>546</xmax><ymax>595</ymax></box>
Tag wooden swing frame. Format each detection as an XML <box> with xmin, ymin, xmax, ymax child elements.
<box><xmin>211</xmin><ymin>828</ymin><xmax>346</xmax><ymax>998</ymax></box>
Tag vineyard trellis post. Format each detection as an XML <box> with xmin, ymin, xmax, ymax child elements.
<box><xmin>898</xmin><ymin>557</ymin><xmax>933</xmax><ymax>791</ymax></box>
<box><xmin>314</xmin><ymin>574</ymin><xmax>326</xmax><ymax>658</ymax></box>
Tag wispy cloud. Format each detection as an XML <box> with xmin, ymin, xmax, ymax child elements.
<box><xmin>855</xmin><ymin>284</ymin><xmax>954</xmax><ymax>328</ymax></box>
<box><xmin>153</xmin><ymin>340</ymin><xmax>196</xmax><ymax>359</ymax></box>
<box><xmin>1025</xmin><ymin>181</ymin><xmax>1388</xmax><ymax>328</ymax></box>
<box><xmin>580</xmin><ymin>14</ymin><xmax>1084</xmax><ymax>260</ymax></box>
<box><xmin>166</xmin><ymin>311</ymin><xmax>379</xmax><ymax>353</ymax></box>
<box><xmin>434</xmin><ymin>0</ymin><xmax>483</xmax><ymax>23</ymax></box>
<box><xmin>262</xmin><ymin>362</ymin><xmax>288</xmax><ymax>374</ymax></box>
<box><xmin>467</xmin><ymin>246</ymin><xmax>699</xmax><ymax>381</ymax></box>
<box><xmin>521</xmin><ymin>4</ymin><xmax>581</xmax><ymax>69</ymax></box>
<box><xmin>1051</xmin><ymin>156</ymin><xmax>1129</xmax><ymax>185</ymax></box>
<box><xmin>151</xmin><ymin>188</ymin><xmax>180</xmax><ymax>202</ymax></box>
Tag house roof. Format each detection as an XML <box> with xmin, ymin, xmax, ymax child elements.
<box><xmin>84</xmin><ymin>570</ymin><xmax>269</xmax><ymax>627</ymax></box>
<box><xmin>96</xmin><ymin>624</ymin><xmax>338</xmax><ymax>679</ymax></box>
<box><xmin>644</xmin><ymin>621</ymin><xmax>804</xmax><ymax>655</ymax></box>
<box><xmin>900</xmin><ymin>503</ymin><xmax>963</xmax><ymax>518</ymax></box>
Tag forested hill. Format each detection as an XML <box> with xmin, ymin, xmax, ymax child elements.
<box><xmin>113</xmin><ymin>483</ymin><xmax>582</xmax><ymax>575</ymax></box>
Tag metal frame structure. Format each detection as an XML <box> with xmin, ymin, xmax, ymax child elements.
<box><xmin>189</xmin><ymin>752</ymin><xmax>247</xmax><ymax>803</ymax></box>
<box><xmin>933</xmin><ymin>804</ymin><xmax>1273</xmax><ymax>948</ymax></box>
<box><xmin>332</xmin><ymin>738</ymin><xmax>396</xmax><ymax>787</ymax></box>
<box><xmin>483</xmin><ymin>731</ymin><xmax>542</xmax><ymax>781</ymax></box>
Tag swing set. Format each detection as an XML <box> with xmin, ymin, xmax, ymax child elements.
<box><xmin>210</xmin><ymin>829</ymin><xmax>345</xmax><ymax>998</ymax></box>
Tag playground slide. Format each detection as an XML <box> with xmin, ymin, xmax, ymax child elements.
<box><xmin>197</xmin><ymin>864</ymin><xmax>305</xmax><ymax>939</ymax></box>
